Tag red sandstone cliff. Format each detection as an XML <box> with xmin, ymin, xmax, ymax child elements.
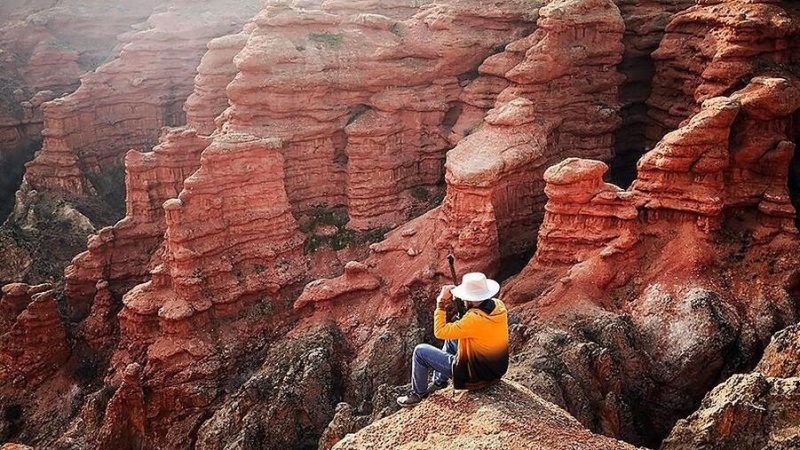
<box><xmin>647</xmin><ymin>0</ymin><xmax>800</xmax><ymax>144</ymax></box>
<box><xmin>0</xmin><ymin>0</ymin><xmax>167</xmax><ymax>241</ymax></box>
<box><xmin>2</xmin><ymin>0</ymin><xmax>800</xmax><ymax>449</ymax></box>
<box><xmin>0</xmin><ymin>0</ymin><xmax>261</xmax><ymax>285</ymax></box>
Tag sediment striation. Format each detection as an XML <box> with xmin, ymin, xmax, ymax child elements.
<box><xmin>503</xmin><ymin>72</ymin><xmax>800</xmax><ymax>445</ymax></box>
<box><xmin>2</xmin><ymin>0</ymin><xmax>800</xmax><ymax>449</ymax></box>
<box><xmin>647</xmin><ymin>0</ymin><xmax>800</xmax><ymax>143</ymax></box>
<box><xmin>0</xmin><ymin>0</ymin><xmax>261</xmax><ymax>285</ymax></box>
<box><xmin>0</xmin><ymin>285</ymin><xmax>68</xmax><ymax>389</ymax></box>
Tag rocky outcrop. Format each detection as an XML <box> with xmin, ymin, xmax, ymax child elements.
<box><xmin>0</xmin><ymin>282</ymin><xmax>51</xmax><ymax>330</ymax></box>
<box><xmin>727</xmin><ymin>77</ymin><xmax>800</xmax><ymax>242</ymax></box>
<box><xmin>646</xmin><ymin>0</ymin><xmax>800</xmax><ymax>144</ymax></box>
<box><xmin>632</xmin><ymin>96</ymin><xmax>740</xmax><ymax>231</ymax></box>
<box><xmin>756</xmin><ymin>324</ymin><xmax>800</xmax><ymax>378</ymax></box>
<box><xmin>219</xmin><ymin>0</ymin><xmax>539</xmax><ymax>231</ymax></box>
<box><xmin>195</xmin><ymin>325</ymin><xmax>347</xmax><ymax>450</ymax></box>
<box><xmin>298</xmin><ymin>0</ymin><xmax>626</xmax><ymax>310</ymax></box>
<box><xmin>332</xmin><ymin>380</ymin><xmax>638</xmax><ymax>450</ymax></box>
<box><xmin>536</xmin><ymin>157</ymin><xmax>638</xmax><ymax>264</ymax></box>
<box><xmin>64</xmin><ymin>128</ymin><xmax>212</xmax><ymax>320</ymax></box>
<box><xmin>635</xmin><ymin>76</ymin><xmax>800</xmax><ymax>237</ymax></box>
<box><xmin>96</xmin><ymin>363</ymin><xmax>147</xmax><ymax>450</ymax></box>
<box><xmin>0</xmin><ymin>288</ymin><xmax>68</xmax><ymax>389</ymax></box>
<box><xmin>501</xmin><ymin>74</ymin><xmax>800</xmax><ymax>445</ymax></box>
<box><xmin>662</xmin><ymin>324</ymin><xmax>800</xmax><ymax>449</ymax></box>
<box><xmin>662</xmin><ymin>373</ymin><xmax>800</xmax><ymax>450</ymax></box>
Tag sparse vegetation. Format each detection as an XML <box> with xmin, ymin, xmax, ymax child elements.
<box><xmin>82</xmin><ymin>164</ymin><xmax>127</xmax><ymax>220</ymax></box>
<box><xmin>300</xmin><ymin>203</ymin><xmax>389</xmax><ymax>253</ymax></box>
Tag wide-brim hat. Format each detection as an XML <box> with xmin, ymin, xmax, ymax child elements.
<box><xmin>452</xmin><ymin>272</ymin><xmax>500</xmax><ymax>302</ymax></box>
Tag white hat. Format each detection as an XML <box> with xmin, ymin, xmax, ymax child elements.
<box><xmin>451</xmin><ymin>272</ymin><xmax>500</xmax><ymax>302</ymax></box>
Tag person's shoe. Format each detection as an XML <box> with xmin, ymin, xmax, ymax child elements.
<box><xmin>428</xmin><ymin>380</ymin><xmax>448</xmax><ymax>392</ymax></box>
<box><xmin>396</xmin><ymin>391</ymin><xmax>426</xmax><ymax>407</ymax></box>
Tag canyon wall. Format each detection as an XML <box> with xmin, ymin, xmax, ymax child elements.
<box><xmin>502</xmin><ymin>73</ymin><xmax>800</xmax><ymax>445</ymax></box>
<box><xmin>0</xmin><ymin>1</ymin><xmax>165</xmax><ymax>221</ymax></box>
<box><xmin>610</xmin><ymin>0</ymin><xmax>695</xmax><ymax>185</ymax></box>
<box><xmin>646</xmin><ymin>0</ymin><xmax>800</xmax><ymax>144</ymax></box>
<box><xmin>1</xmin><ymin>0</ymin><xmax>800</xmax><ymax>449</ymax></box>
<box><xmin>0</xmin><ymin>0</ymin><xmax>261</xmax><ymax>285</ymax></box>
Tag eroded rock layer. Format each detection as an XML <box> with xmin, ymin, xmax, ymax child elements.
<box><xmin>0</xmin><ymin>0</ymin><xmax>165</xmax><ymax>223</ymax></box>
<box><xmin>4</xmin><ymin>0</ymin><xmax>800</xmax><ymax>449</ymax></box>
<box><xmin>23</xmin><ymin>0</ymin><xmax>260</xmax><ymax>196</ymax></box>
<box><xmin>0</xmin><ymin>0</ymin><xmax>261</xmax><ymax>286</ymax></box>
<box><xmin>0</xmin><ymin>287</ymin><xmax>68</xmax><ymax>389</ymax></box>
<box><xmin>502</xmin><ymin>75</ymin><xmax>800</xmax><ymax>445</ymax></box>
<box><xmin>646</xmin><ymin>0</ymin><xmax>800</xmax><ymax>144</ymax></box>
<box><xmin>64</xmin><ymin>128</ymin><xmax>212</xmax><ymax>321</ymax></box>
<box><xmin>94</xmin><ymin>1</ymin><xmax>544</xmax><ymax>445</ymax></box>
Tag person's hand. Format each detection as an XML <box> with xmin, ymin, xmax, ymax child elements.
<box><xmin>436</xmin><ymin>285</ymin><xmax>455</xmax><ymax>309</ymax></box>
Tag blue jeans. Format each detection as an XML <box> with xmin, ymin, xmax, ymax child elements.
<box><xmin>411</xmin><ymin>339</ymin><xmax>457</xmax><ymax>395</ymax></box>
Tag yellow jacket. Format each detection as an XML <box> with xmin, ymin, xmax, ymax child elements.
<box><xmin>434</xmin><ymin>298</ymin><xmax>509</xmax><ymax>390</ymax></box>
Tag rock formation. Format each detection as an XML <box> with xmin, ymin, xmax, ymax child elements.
<box><xmin>536</xmin><ymin>157</ymin><xmax>638</xmax><ymax>264</ymax></box>
<box><xmin>662</xmin><ymin>324</ymin><xmax>800</xmax><ymax>449</ymax></box>
<box><xmin>646</xmin><ymin>0</ymin><xmax>800</xmax><ymax>144</ymax></box>
<box><xmin>501</xmin><ymin>73</ymin><xmax>800</xmax><ymax>445</ymax></box>
<box><xmin>65</xmin><ymin>128</ymin><xmax>212</xmax><ymax>320</ymax></box>
<box><xmin>0</xmin><ymin>287</ymin><xmax>68</xmax><ymax>389</ymax></box>
<box><xmin>95</xmin><ymin>1</ymin><xmax>547</xmax><ymax>445</ymax></box>
<box><xmin>22</xmin><ymin>0</ymin><xmax>260</xmax><ymax>196</ymax></box>
<box><xmin>184</xmin><ymin>30</ymin><xmax>252</xmax><ymax>135</ymax></box>
<box><xmin>331</xmin><ymin>380</ymin><xmax>637</xmax><ymax>450</ymax></box>
<box><xmin>0</xmin><ymin>0</ymin><xmax>261</xmax><ymax>285</ymax></box>
<box><xmin>0</xmin><ymin>0</ymin><xmax>166</xmax><ymax>220</ymax></box>
<box><xmin>293</xmin><ymin>0</ymin><xmax>626</xmax><ymax>307</ymax></box>
<box><xmin>2</xmin><ymin>0</ymin><xmax>800</xmax><ymax>449</ymax></box>
<box><xmin>95</xmin><ymin>363</ymin><xmax>147</xmax><ymax>450</ymax></box>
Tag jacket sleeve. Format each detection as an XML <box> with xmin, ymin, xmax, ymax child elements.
<box><xmin>434</xmin><ymin>307</ymin><xmax>479</xmax><ymax>340</ymax></box>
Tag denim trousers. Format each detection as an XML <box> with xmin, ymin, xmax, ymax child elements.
<box><xmin>411</xmin><ymin>339</ymin><xmax>457</xmax><ymax>395</ymax></box>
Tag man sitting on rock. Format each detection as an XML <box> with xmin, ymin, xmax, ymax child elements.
<box><xmin>397</xmin><ymin>272</ymin><xmax>509</xmax><ymax>407</ymax></box>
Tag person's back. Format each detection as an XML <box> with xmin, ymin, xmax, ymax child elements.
<box><xmin>398</xmin><ymin>272</ymin><xmax>509</xmax><ymax>407</ymax></box>
<box><xmin>443</xmin><ymin>298</ymin><xmax>508</xmax><ymax>390</ymax></box>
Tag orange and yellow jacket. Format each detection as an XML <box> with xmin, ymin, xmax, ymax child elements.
<box><xmin>434</xmin><ymin>298</ymin><xmax>509</xmax><ymax>390</ymax></box>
